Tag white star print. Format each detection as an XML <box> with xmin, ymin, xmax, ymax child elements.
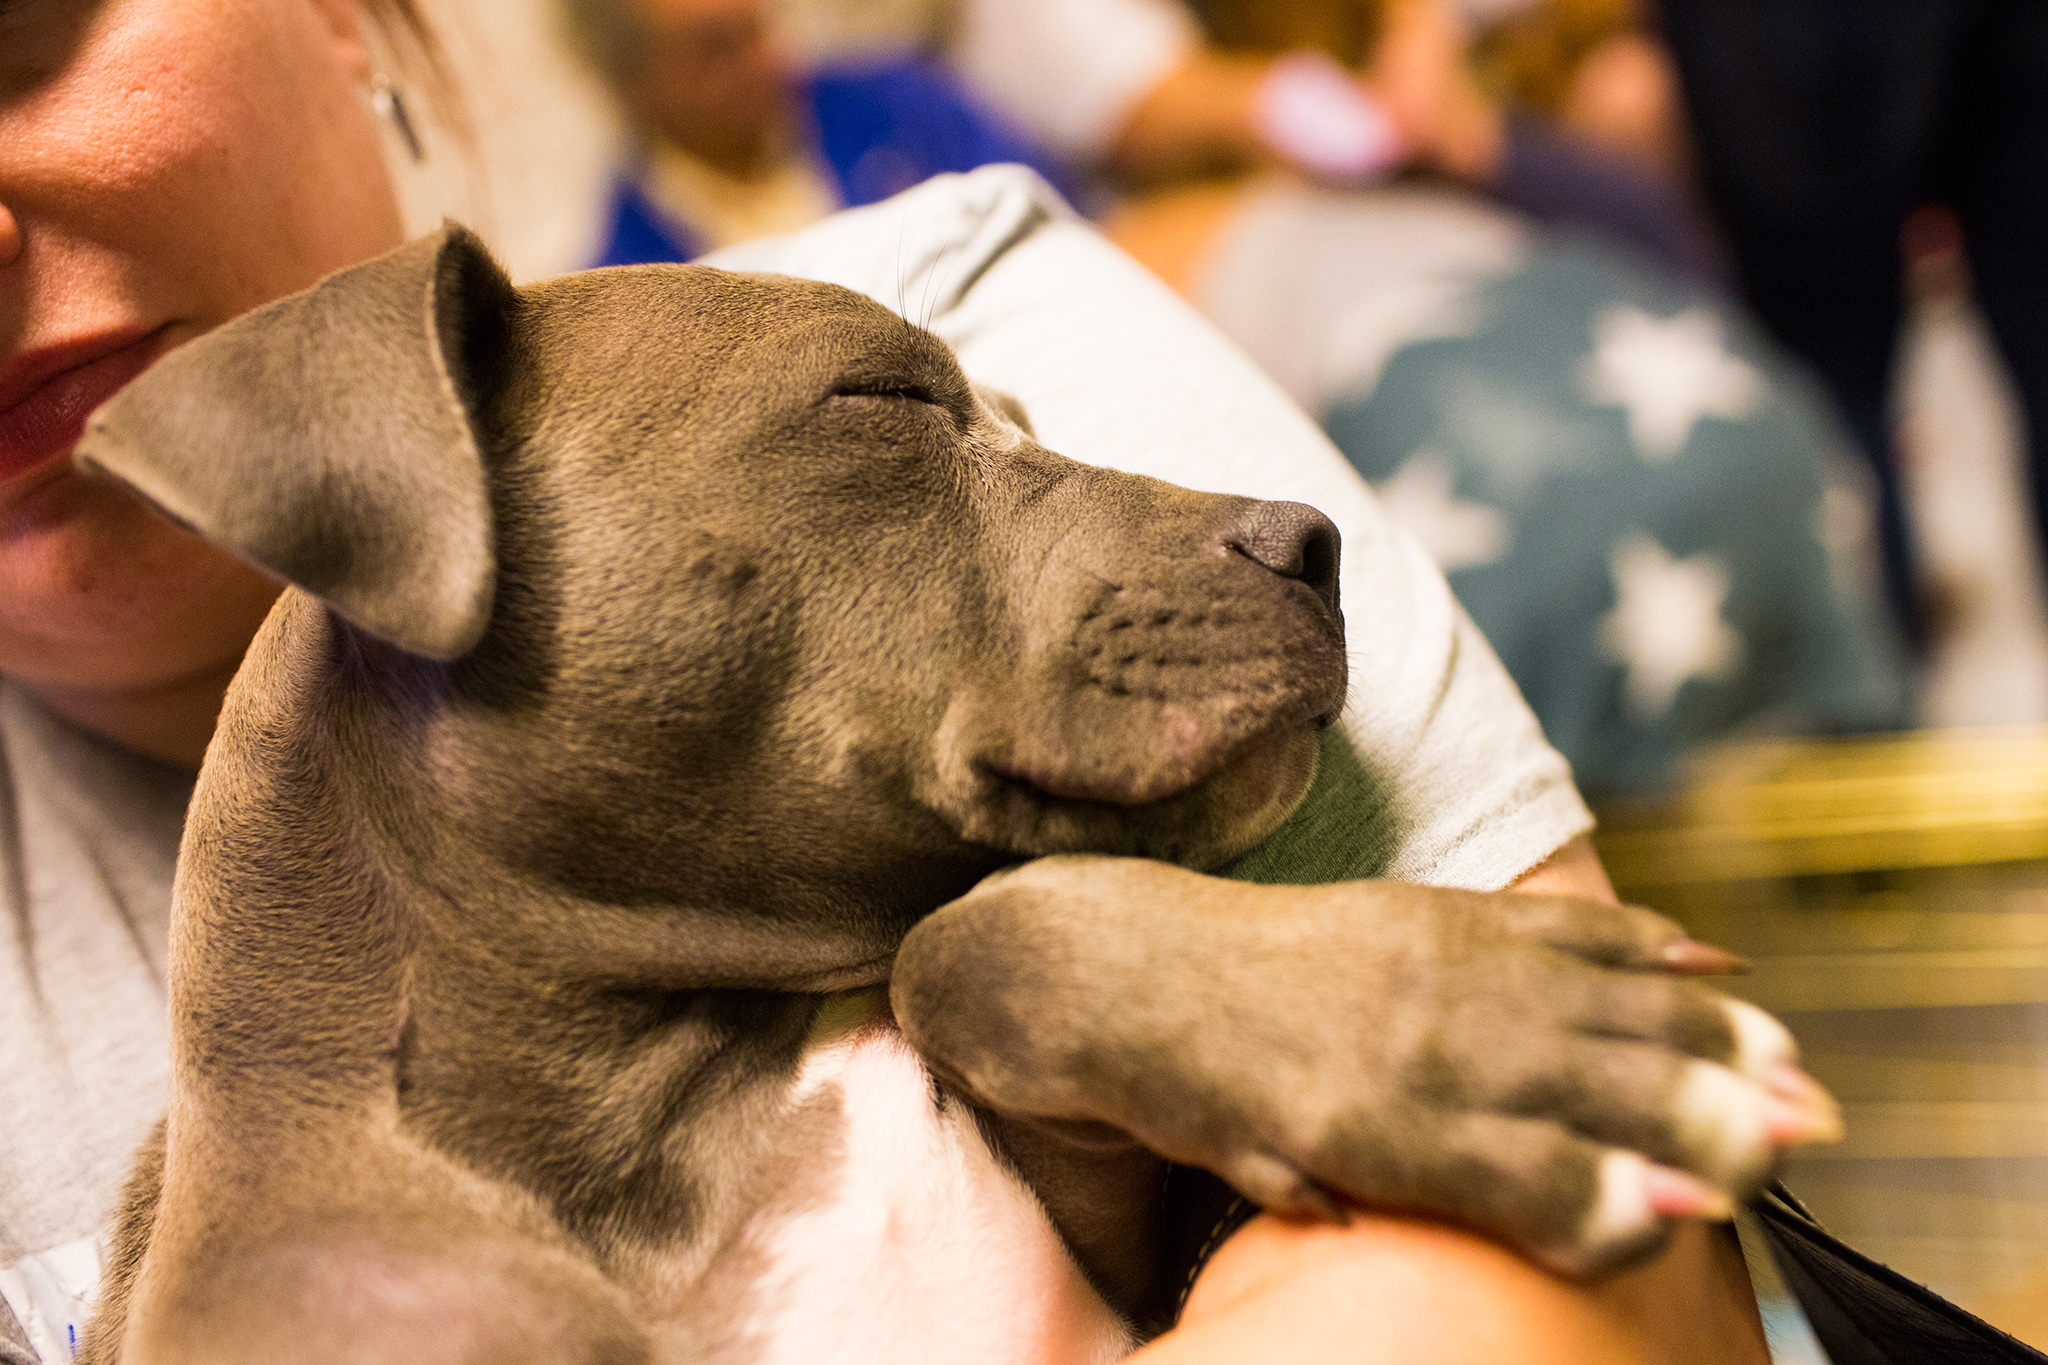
<box><xmin>1374</xmin><ymin>451</ymin><xmax>1513</xmax><ymax>571</ymax></box>
<box><xmin>1579</xmin><ymin>306</ymin><xmax>1766</xmax><ymax>461</ymax></box>
<box><xmin>1435</xmin><ymin>371</ymin><xmax>1599</xmax><ymax>498</ymax></box>
<box><xmin>1598</xmin><ymin>533</ymin><xmax>1744</xmax><ymax>719</ymax></box>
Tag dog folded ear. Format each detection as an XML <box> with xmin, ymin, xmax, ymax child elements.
<box><xmin>75</xmin><ymin>225</ymin><xmax>513</xmax><ymax>661</ymax></box>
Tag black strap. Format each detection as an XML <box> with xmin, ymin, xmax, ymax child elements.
<box><xmin>1147</xmin><ymin>1165</ymin><xmax>1258</xmax><ymax>1336</ymax></box>
<box><xmin>1756</xmin><ymin>1184</ymin><xmax>2048</xmax><ymax>1364</ymax></box>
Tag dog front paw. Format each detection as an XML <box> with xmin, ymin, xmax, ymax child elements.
<box><xmin>892</xmin><ymin>858</ymin><xmax>1841</xmax><ymax>1278</ymax></box>
<box><xmin>1221</xmin><ymin>889</ymin><xmax>1843</xmax><ymax>1276</ymax></box>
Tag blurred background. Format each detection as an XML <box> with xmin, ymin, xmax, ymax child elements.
<box><xmin>372</xmin><ymin>0</ymin><xmax>2048</xmax><ymax>1344</ymax></box>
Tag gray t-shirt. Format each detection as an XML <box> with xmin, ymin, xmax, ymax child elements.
<box><xmin>0</xmin><ymin>166</ymin><xmax>1590</xmax><ymax>1362</ymax></box>
<box><xmin>0</xmin><ymin>685</ymin><xmax>188</xmax><ymax>1361</ymax></box>
<box><xmin>1196</xmin><ymin>183</ymin><xmax>1535</xmax><ymax>419</ymax></box>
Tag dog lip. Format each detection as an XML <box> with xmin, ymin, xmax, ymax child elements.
<box><xmin>968</xmin><ymin>718</ymin><xmax>1322</xmax><ymax>868</ymax></box>
<box><xmin>982</xmin><ymin>712</ymin><xmax>1310</xmax><ymax>810</ymax></box>
<box><xmin>983</xmin><ymin>759</ymin><xmax>1157</xmax><ymax>808</ymax></box>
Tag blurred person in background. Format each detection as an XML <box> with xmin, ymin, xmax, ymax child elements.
<box><xmin>944</xmin><ymin>0</ymin><xmax>1725</xmax><ymax>284</ymax></box>
<box><xmin>578</xmin><ymin>0</ymin><xmax>1724</xmax><ymax>283</ymax></box>
<box><xmin>562</xmin><ymin>0</ymin><xmax>1072</xmax><ymax>262</ymax></box>
<box><xmin>1657</xmin><ymin>0</ymin><xmax>2048</xmax><ymax>651</ymax></box>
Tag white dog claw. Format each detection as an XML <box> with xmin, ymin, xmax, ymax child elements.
<box><xmin>1560</xmin><ymin>1151</ymin><xmax>1737</xmax><ymax>1275</ymax></box>
<box><xmin>1674</xmin><ymin>1059</ymin><xmax>1773</xmax><ymax>1189</ymax></box>
<box><xmin>1643</xmin><ymin>1163</ymin><xmax>1736</xmax><ymax>1221</ymax></box>
<box><xmin>1725</xmin><ymin>999</ymin><xmax>1799</xmax><ymax>1080</ymax></box>
<box><xmin>1574</xmin><ymin>1150</ymin><xmax>1657</xmax><ymax>1257</ymax></box>
<box><xmin>1765</xmin><ymin>1063</ymin><xmax>1845</xmax><ymax>1146</ymax></box>
<box><xmin>1661</xmin><ymin>938</ymin><xmax>1749</xmax><ymax>976</ymax></box>
<box><xmin>1228</xmin><ymin>1152</ymin><xmax>1350</xmax><ymax>1224</ymax></box>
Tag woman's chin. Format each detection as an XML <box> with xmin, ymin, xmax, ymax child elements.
<box><xmin>0</xmin><ymin>458</ymin><xmax>90</xmax><ymax>532</ymax></box>
<box><xmin>0</xmin><ymin>481</ymin><xmax>278</xmax><ymax>689</ymax></box>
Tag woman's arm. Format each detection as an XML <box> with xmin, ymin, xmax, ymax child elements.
<box><xmin>1136</xmin><ymin>1211</ymin><xmax>1768</xmax><ymax>1365</ymax></box>
<box><xmin>1511</xmin><ymin>833</ymin><xmax>1619</xmax><ymax>902</ymax></box>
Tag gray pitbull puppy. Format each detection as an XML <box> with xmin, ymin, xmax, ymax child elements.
<box><xmin>72</xmin><ymin>227</ymin><xmax>1826</xmax><ymax>1364</ymax></box>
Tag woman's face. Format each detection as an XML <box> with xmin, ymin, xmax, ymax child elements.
<box><xmin>626</xmin><ymin>0</ymin><xmax>796</xmax><ymax>173</ymax></box>
<box><xmin>0</xmin><ymin>0</ymin><xmax>405</xmax><ymax>710</ymax></box>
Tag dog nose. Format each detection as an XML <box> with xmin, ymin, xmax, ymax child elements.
<box><xmin>1229</xmin><ymin>501</ymin><xmax>1342</xmax><ymax>618</ymax></box>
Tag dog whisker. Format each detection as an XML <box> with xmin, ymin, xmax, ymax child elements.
<box><xmin>894</xmin><ymin>214</ymin><xmax>909</xmax><ymax>320</ymax></box>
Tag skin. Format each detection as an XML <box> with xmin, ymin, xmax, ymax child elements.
<box><xmin>1557</xmin><ymin>33</ymin><xmax>1691</xmax><ymax>182</ymax></box>
<box><xmin>608</xmin><ymin>0</ymin><xmax>802</xmax><ymax>178</ymax></box>
<box><xmin>1139</xmin><ymin>1202</ymin><xmax>1765</xmax><ymax>1365</ymax></box>
<box><xmin>1513</xmin><ymin>831</ymin><xmax>1617</xmax><ymax>901</ymax></box>
<box><xmin>3</xmin><ymin>2</ymin><xmax>1764</xmax><ymax>1360</ymax></box>
<box><xmin>0</xmin><ymin>0</ymin><xmax>402</xmax><ymax>766</ymax></box>
<box><xmin>1108</xmin><ymin>50</ymin><xmax>1273</xmax><ymax>182</ymax></box>
<box><xmin>1367</xmin><ymin>0</ymin><xmax>1507</xmax><ymax>181</ymax></box>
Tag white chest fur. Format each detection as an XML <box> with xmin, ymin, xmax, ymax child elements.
<box><xmin>734</xmin><ymin>992</ymin><xmax>1137</xmax><ymax>1365</ymax></box>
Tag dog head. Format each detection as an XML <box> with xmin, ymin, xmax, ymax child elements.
<box><xmin>76</xmin><ymin>227</ymin><xmax>1346</xmax><ymax>922</ymax></box>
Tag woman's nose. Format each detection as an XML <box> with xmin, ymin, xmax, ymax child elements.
<box><xmin>0</xmin><ymin>202</ymin><xmax>20</xmax><ymax>267</ymax></box>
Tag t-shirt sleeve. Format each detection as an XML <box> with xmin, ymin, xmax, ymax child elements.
<box><xmin>705</xmin><ymin>166</ymin><xmax>1593</xmax><ymax>891</ymax></box>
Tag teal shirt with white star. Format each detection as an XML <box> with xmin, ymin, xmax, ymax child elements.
<box><xmin>1321</xmin><ymin>238</ymin><xmax>1911</xmax><ymax>797</ymax></box>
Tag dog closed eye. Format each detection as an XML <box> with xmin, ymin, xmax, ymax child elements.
<box><xmin>827</xmin><ymin>380</ymin><xmax>940</xmax><ymax>406</ymax></box>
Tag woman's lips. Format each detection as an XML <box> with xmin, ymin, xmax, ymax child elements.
<box><xmin>0</xmin><ymin>330</ymin><xmax>169</xmax><ymax>483</ymax></box>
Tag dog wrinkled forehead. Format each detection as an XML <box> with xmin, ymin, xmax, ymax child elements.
<box><xmin>520</xmin><ymin>265</ymin><xmax>962</xmax><ymax>414</ymax></box>
<box><xmin>503</xmin><ymin>266</ymin><xmax>987</xmax><ymax>551</ymax></box>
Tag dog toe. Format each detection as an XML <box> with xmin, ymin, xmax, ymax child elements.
<box><xmin>1671</xmin><ymin>1059</ymin><xmax>1774</xmax><ymax>1191</ymax></box>
<box><xmin>1724</xmin><ymin>999</ymin><xmax>1798</xmax><ymax>1081</ymax></box>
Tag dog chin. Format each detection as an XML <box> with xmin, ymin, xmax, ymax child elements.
<box><xmin>949</xmin><ymin>723</ymin><xmax>1322</xmax><ymax>870</ymax></box>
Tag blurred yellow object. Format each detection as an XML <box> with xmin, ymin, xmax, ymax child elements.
<box><xmin>1597</xmin><ymin>727</ymin><xmax>2048</xmax><ymax>1347</ymax></box>
<box><xmin>1600</xmin><ymin>725</ymin><xmax>2048</xmax><ymax>887</ymax></box>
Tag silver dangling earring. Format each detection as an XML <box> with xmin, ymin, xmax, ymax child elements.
<box><xmin>370</xmin><ymin>73</ymin><xmax>427</xmax><ymax>164</ymax></box>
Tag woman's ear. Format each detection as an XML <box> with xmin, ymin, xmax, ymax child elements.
<box><xmin>75</xmin><ymin>225</ymin><xmax>513</xmax><ymax>662</ymax></box>
<box><xmin>305</xmin><ymin>0</ymin><xmax>373</xmax><ymax>84</ymax></box>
